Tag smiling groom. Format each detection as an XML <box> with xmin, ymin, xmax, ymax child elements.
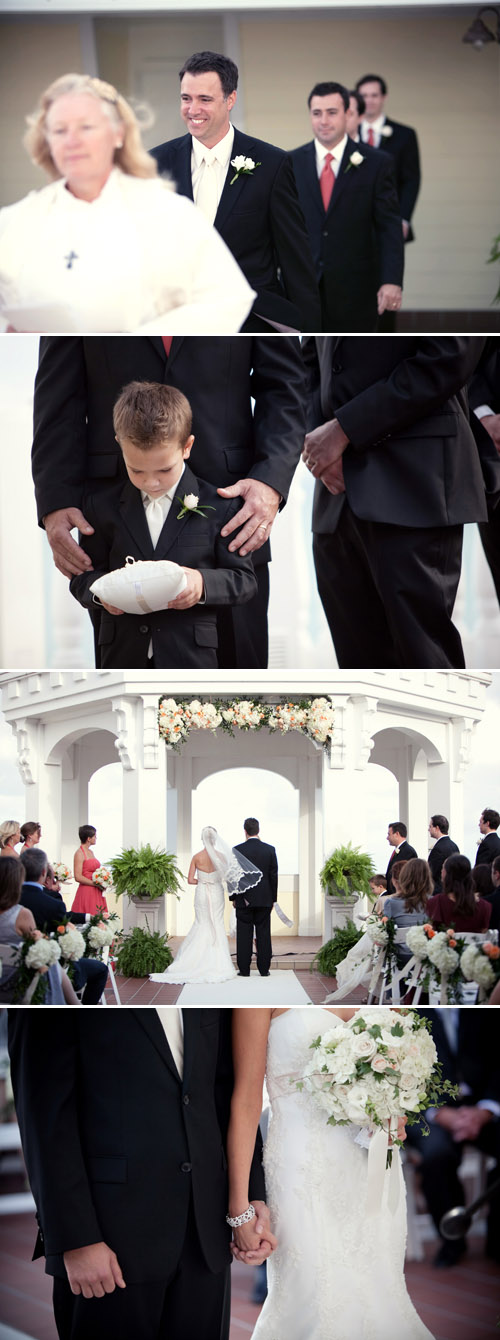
<box><xmin>152</xmin><ymin>50</ymin><xmax>321</xmax><ymax>333</ymax></box>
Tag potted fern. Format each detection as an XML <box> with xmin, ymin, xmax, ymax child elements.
<box><xmin>320</xmin><ymin>842</ymin><xmax>376</xmax><ymax>941</ymax></box>
<box><xmin>312</xmin><ymin>920</ymin><xmax>363</xmax><ymax>978</ymax></box>
<box><xmin>108</xmin><ymin>845</ymin><xmax>183</xmax><ymax>905</ymax></box>
<box><xmin>114</xmin><ymin>922</ymin><xmax>173</xmax><ymax>977</ymax></box>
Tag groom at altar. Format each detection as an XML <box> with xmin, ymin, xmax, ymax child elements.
<box><xmin>302</xmin><ymin>336</ymin><xmax>498</xmax><ymax>669</ymax></box>
<box><xmin>8</xmin><ymin>1009</ymin><xmax>272</xmax><ymax>1340</ymax></box>
<box><xmin>233</xmin><ymin>818</ymin><xmax>278</xmax><ymax>977</ymax></box>
<box><xmin>31</xmin><ymin>335</ymin><xmax>307</xmax><ymax>670</ymax></box>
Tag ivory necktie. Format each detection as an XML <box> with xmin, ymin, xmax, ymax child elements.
<box><xmin>145</xmin><ymin>494</ymin><xmax>167</xmax><ymax>549</ymax></box>
<box><xmin>320</xmin><ymin>153</ymin><xmax>335</xmax><ymax>211</ymax></box>
<box><xmin>196</xmin><ymin>156</ymin><xmax>218</xmax><ymax>224</ymax></box>
<box><xmin>156</xmin><ymin>1007</ymin><xmax>184</xmax><ymax>1077</ymax></box>
<box><xmin>367</xmin><ymin>127</ymin><xmax>375</xmax><ymax>147</ymax></box>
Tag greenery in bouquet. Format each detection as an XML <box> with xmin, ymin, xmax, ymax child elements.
<box><xmin>108</xmin><ymin>845</ymin><xmax>183</xmax><ymax>902</ymax></box>
<box><xmin>312</xmin><ymin>921</ymin><xmax>363</xmax><ymax>977</ymax></box>
<box><xmin>319</xmin><ymin>843</ymin><xmax>376</xmax><ymax>899</ymax></box>
<box><xmin>52</xmin><ymin>862</ymin><xmax>72</xmax><ymax>883</ymax></box>
<box><xmin>83</xmin><ymin>910</ymin><xmax>120</xmax><ymax>959</ymax></box>
<box><xmin>405</xmin><ymin>923</ymin><xmax>490</xmax><ymax>1002</ymax></box>
<box><xmin>113</xmin><ymin>922</ymin><xmax>173</xmax><ymax>976</ymax></box>
<box><xmin>50</xmin><ymin>921</ymin><xmax>87</xmax><ymax>983</ymax></box>
<box><xmin>12</xmin><ymin>934</ymin><xmax>61</xmax><ymax>1004</ymax></box>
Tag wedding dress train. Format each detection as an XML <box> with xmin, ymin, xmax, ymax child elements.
<box><xmin>252</xmin><ymin>1008</ymin><xmax>434</xmax><ymax>1340</ymax></box>
<box><xmin>150</xmin><ymin>870</ymin><xmax>236</xmax><ymax>984</ymax></box>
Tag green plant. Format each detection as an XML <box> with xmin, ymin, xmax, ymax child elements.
<box><xmin>108</xmin><ymin>845</ymin><xmax>183</xmax><ymax>902</ymax></box>
<box><xmin>312</xmin><ymin>921</ymin><xmax>363</xmax><ymax>977</ymax></box>
<box><xmin>488</xmin><ymin>233</ymin><xmax>500</xmax><ymax>303</ymax></box>
<box><xmin>319</xmin><ymin>842</ymin><xmax>376</xmax><ymax>899</ymax></box>
<box><xmin>114</xmin><ymin>924</ymin><xmax>173</xmax><ymax>977</ymax></box>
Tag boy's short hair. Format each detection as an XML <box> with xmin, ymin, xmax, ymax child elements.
<box><xmin>113</xmin><ymin>381</ymin><xmax>193</xmax><ymax>450</ymax></box>
<box><xmin>369</xmin><ymin>874</ymin><xmax>387</xmax><ymax>889</ymax></box>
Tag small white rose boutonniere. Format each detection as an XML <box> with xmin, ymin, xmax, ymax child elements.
<box><xmin>230</xmin><ymin>155</ymin><xmax>261</xmax><ymax>186</ymax></box>
<box><xmin>176</xmin><ymin>493</ymin><xmax>215</xmax><ymax>520</ymax></box>
<box><xmin>344</xmin><ymin>150</ymin><xmax>365</xmax><ymax>174</ymax></box>
<box><xmin>380</xmin><ymin>124</ymin><xmax>393</xmax><ymax>138</ymax></box>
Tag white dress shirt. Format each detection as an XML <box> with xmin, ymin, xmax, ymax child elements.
<box><xmin>192</xmin><ymin>125</ymin><xmax>235</xmax><ymax>223</ymax></box>
<box><xmin>314</xmin><ymin>135</ymin><xmax>348</xmax><ymax>181</ymax></box>
<box><xmin>360</xmin><ymin>114</ymin><xmax>387</xmax><ymax>149</ymax></box>
<box><xmin>156</xmin><ymin>1007</ymin><xmax>184</xmax><ymax>1079</ymax></box>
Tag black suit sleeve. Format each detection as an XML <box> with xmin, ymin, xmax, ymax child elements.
<box><xmin>372</xmin><ymin>156</ymin><xmax>405</xmax><ymax>287</ymax></box>
<box><xmin>8</xmin><ymin>1013</ymin><xmax>104</xmax><ymax>1255</ymax></box>
<box><xmin>32</xmin><ymin>338</ymin><xmax>88</xmax><ymax>525</ymax></box>
<box><xmin>248</xmin><ymin>337</ymin><xmax>307</xmax><ymax>501</ymax></box>
<box><xmin>268</xmin><ymin>154</ymin><xmax>322</xmax><ymax>331</ymax></box>
<box><xmin>69</xmin><ymin>494</ymin><xmax>113</xmax><ymax>610</ymax></box>
<box><xmin>269</xmin><ymin>847</ymin><xmax>278</xmax><ymax>901</ymax></box>
<box><xmin>335</xmin><ymin>338</ymin><xmax>486</xmax><ymax>448</ymax></box>
<box><xmin>22</xmin><ymin>884</ymin><xmax>86</xmax><ymax>930</ymax></box>
<box><xmin>398</xmin><ymin>128</ymin><xmax>421</xmax><ymax>224</ymax></box>
<box><xmin>469</xmin><ymin>340</ymin><xmax>500</xmax><ymax>412</ymax></box>
<box><xmin>201</xmin><ymin>500</ymin><xmax>258</xmax><ymax>607</ymax></box>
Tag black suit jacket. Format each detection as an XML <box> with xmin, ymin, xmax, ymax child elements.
<box><xmin>20</xmin><ymin>881</ymin><xmax>87</xmax><ymax>930</ymax></box>
<box><xmin>302</xmin><ymin>336</ymin><xmax>493</xmax><ymax>535</ymax></box>
<box><xmin>151</xmin><ymin>128</ymin><xmax>321</xmax><ymax>331</ymax></box>
<box><xmin>475</xmin><ymin>832</ymin><xmax>500</xmax><ymax>868</ymax></box>
<box><xmin>291</xmin><ymin>137</ymin><xmax>404</xmax><ymax>331</ymax></box>
<box><xmin>7</xmin><ymin>1009</ymin><xmax>265</xmax><ymax>1281</ymax></box>
<box><xmin>363</xmin><ymin>118</ymin><xmax>420</xmax><ymax>241</ymax></box>
<box><xmin>418</xmin><ymin>1011</ymin><xmax>500</xmax><ymax>1109</ymax></box>
<box><xmin>69</xmin><ymin>465</ymin><xmax>257</xmax><ymax>669</ymax></box>
<box><xmin>428</xmin><ymin>836</ymin><xmax>460</xmax><ymax>893</ymax></box>
<box><xmin>32</xmin><ymin>336</ymin><xmax>307</xmax><ymax>573</ymax></box>
<box><xmin>233</xmin><ymin>838</ymin><xmax>278</xmax><ymax>908</ymax></box>
<box><xmin>468</xmin><ymin>339</ymin><xmax>500</xmax><ymax>509</ymax></box>
<box><xmin>385</xmin><ymin>840</ymin><xmax>418</xmax><ymax>896</ymax></box>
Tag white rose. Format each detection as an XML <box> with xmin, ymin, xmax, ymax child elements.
<box><xmin>231</xmin><ymin>155</ymin><xmax>247</xmax><ymax>171</ymax></box>
<box><xmin>350</xmin><ymin>1032</ymin><xmax>377</xmax><ymax>1060</ymax></box>
<box><xmin>350</xmin><ymin>151</ymin><xmax>364</xmax><ymax>166</ymax></box>
<box><xmin>183</xmin><ymin>494</ymin><xmax>199</xmax><ymax>510</ymax></box>
<box><xmin>244</xmin><ymin>157</ymin><xmax>255</xmax><ymax>170</ymax></box>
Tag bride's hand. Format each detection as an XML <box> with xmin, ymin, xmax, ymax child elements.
<box><xmin>232</xmin><ymin>1207</ymin><xmax>278</xmax><ymax>1257</ymax></box>
<box><xmin>230</xmin><ymin>1239</ymin><xmax>274</xmax><ymax>1265</ymax></box>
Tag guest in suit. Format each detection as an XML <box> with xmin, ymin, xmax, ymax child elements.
<box><xmin>405</xmin><ymin>1010</ymin><xmax>500</xmax><ymax>1267</ymax></box>
<box><xmin>302</xmin><ymin>336</ymin><xmax>494</xmax><ymax>668</ymax></box>
<box><xmin>385</xmin><ymin>822</ymin><xmax>417</xmax><ymax>896</ymax></box>
<box><xmin>475</xmin><ymin>809</ymin><xmax>500</xmax><ymax>872</ymax></box>
<box><xmin>20</xmin><ymin>848</ymin><xmax>108</xmax><ymax>1004</ymax></box>
<box><xmin>469</xmin><ymin>341</ymin><xmax>500</xmax><ymax>603</ymax></box>
<box><xmin>32</xmin><ymin>335</ymin><xmax>306</xmax><ymax>670</ymax></box>
<box><xmin>428</xmin><ymin>853</ymin><xmax>492</xmax><ymax>933</ymax></box>
<box><xmin>233</xmin><ymin>819</ymin><xmax>278</xmax><ymax>977</ymax></box>
<box><xmin>428</xmin><ymin>815</ymin><xmax>459</xmax><ymax>894</ymax></box>
<box><xmin>152</xmin><ymin>51</ymin><xmax>320</xmax><ymax>333</ymax></box>
<box><xmin>487</xmin><ymin>856</ymin><xmax>500</xmax><ymax>931</ymax></box>
<box><xmin>69</xmin><ymin>382</ymin><xmax>257</xmax><ymax>669</ymax></box>
<box><xmin>356</xmin><ymin>73</ymin><xmax>421</xmax><ymax>244</ymax></box>
<box><xmin>291</xmin><ymin>82</ymin><xmax>404</xmax><ymax>332</ymax></box>
<box><xmin>8</xmin><ymin>1009</ymin><xmax>271</xmax><ymax>1340</ymax></box>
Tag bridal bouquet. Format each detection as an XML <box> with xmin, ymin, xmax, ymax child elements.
<box><xmin>52</xmin><ymin>861</ymin><xmax>72</xmax><ymax>883</ymax></box>
<box><xmin>299</xmin><ymin>1009</ymin><xmax>457</xmax><ymax>1164</ymax></box>
<box><xmin>92</xmin><ymin>866</ymin><xmax>113</xmax><ymax>891</ymax></box>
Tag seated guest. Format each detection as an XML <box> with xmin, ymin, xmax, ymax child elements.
<box><xmin>428</xmin><ymin>853</ymin><xmax>492</xmax><ymax>932</ymax></box>
<box><xmin>19</xmin><ymin>820</ymin><xmax>42</xmax><ymax>856</ymax></box>
<box><xmin>0</xmin><ymin>856</ymin><xmax>78</xmax><ymax>1004</ymax></box>
<box><xmin>20</xmin><ymin>848</ymin><xmax>108</xmax><ymax>1004</ymax></box>
<box><xmin>485</xmin><ymin>855</ymin><xmax>500</xmax><ymax>933</ymax></box>
<box><xmin>0</xmin><ymin>821</ymin><xmax>21</xmax><ymax>858</ymax></box>
<box><xmin>383</xmin><ymin>857</ymin><xmax>432</xmax><ymax>964</ymax></box>
<box><xmin>43</xmin><ymin>863</ymin><xmax>64</xmax><ymax>901</ymax></box>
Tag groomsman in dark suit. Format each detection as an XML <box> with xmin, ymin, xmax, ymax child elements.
<box><xmin>468</xmin><ymin>338</ymin><xmax>500</xmax><ymax>604</ymax></box>
<box><xmin>291</xmin><ymin>82</ymin><xmax>404</xmax><ymax>332</ymax></box>
<box><xmin>385</xmin><ymin>822</ymin><xmax>417</xmax><ymax>896</ymax></box>
<box><xmin>233</xmin><ymin>819</ymin><xmax>278</xmax><ymax>977</ymax></box>
<box><xmin>474</xmin><ymin>808</ymin><xmax>500</xmax><ymax>871</ymax></box>
<box><xmin>427</xmin><ymin>816</ymin><xmax>459</xmax><ymax>894</ymax></box>
<box><xmin>302</xmin><ymin>336</ymin><xmax>494</xmax><ymax>668</ymax></box>
<box><xmin>356</xmin><ymin>73</ymin><xmax>421</xmax><ymax>244</ymax></box>
<box><xmin>32</xmin><ymin>336</ymin><xmax>307</xmax><ymax>669</ymax></box>
<box><xmin>152</xmin><ymin>51</ymin><xmax>320</xmax><ymax>333</ymax></box>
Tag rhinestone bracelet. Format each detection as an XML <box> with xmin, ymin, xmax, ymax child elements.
<box><xmin>226</xmin><ymin>1204</ymin><xmax>256</xmax><ymax>1228</ymax></box>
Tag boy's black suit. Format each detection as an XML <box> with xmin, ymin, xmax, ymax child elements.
<box><xmin>151</xmin><ymin>128</ymin><xmax>321</xmax><ymax>332</ymax></box>
<box><xmin>232</xmin><ymin>838</ymin><xmax>278</xmax><ymax>976</ymax></box>
<box><xmin>291</xmin><ymin>136</ymin><xmax>404</xmax><ymax>331</ymax></box>
<box><xmin>69</xmin><ymin>465</ymin><xmax>257</xmax><ymax>669</ymax></box>
<box><xmin>32</xmin><ymin>336</ymin><xmax>307</xmax><ymax>668</ymax></box>
<box><xmin>8</xmin><ymin>1009</ymin><xmax>266</xmax><ymax>1340</ymax></box>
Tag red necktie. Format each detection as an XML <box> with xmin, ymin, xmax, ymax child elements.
<box><xmin>367</xmin><ymin>128</ymin><xmax>375</xmax><ymax>147</ymax></box>
<box><xmin>320</xmin><ymin>153</ymin><xmax>335</xmax><ymax>211</ymax></box>
<box><xmin>162</xmin><ymin>336</ymin><xmax>173</xmax><ymax>357</ymax></box>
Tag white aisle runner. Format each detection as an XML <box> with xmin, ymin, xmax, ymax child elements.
<box><xmin>177</xmin><ymin>970</ymin><xmax>309</xmax><ymax>1006</ymax></box>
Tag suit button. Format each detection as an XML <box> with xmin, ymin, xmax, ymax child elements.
<box><xmin>322</xmin><ymin>229</ymin><xmax>328</xmax><ymax>237</ymax></box>
<box><xmin>332</xmin><ymin>363</ymin><xmax>343</xmax><ymax>373</ymax></box>
<box><xmin>139</xmin><ymin>624</ymin><xmax>149</xmax><ymax>634</ymax></box>
<box><xmin>181</xmin><ymin>1161</ymin><xmax>192</xmax><ymax>1173</ymax></box>
<box><xmin>183</xmin><ymin>1094</ymin><xmax>190</xmax><ymax>1106</ymax></box>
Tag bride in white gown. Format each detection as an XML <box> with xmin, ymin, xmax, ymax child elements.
<box><xmin>228</xmin><ymin>1007</ymin><xmax>435</xmax><ymax>1340</ymax></box>
<box><xmin>150</xmin><ymin>826</ymin><xmax>262</xmax><ymax>984</ymax></box>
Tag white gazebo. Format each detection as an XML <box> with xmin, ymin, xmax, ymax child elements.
<box><xmin>0</xmin><ymin>669</ymin><xmax>491</xmax><ymax>937</ymax></box>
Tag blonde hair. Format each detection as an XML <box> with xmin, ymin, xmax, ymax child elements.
<box><xmin>24</xmin><ymin>73</ymin><xmax>157</xmax><ymax>181</ymax></box>
<box><xmin>0</xmin><ymin>820</ymin><xmax>20</xmax><ymax>850</ymax></box>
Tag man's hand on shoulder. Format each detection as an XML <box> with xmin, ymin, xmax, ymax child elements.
<box><xmin>43</xmin><ymin>508</ymin><xmax>95</xmax><ymax>579</ymax></box>
<box><xmin>218</xmin><ymin>480</ymin><xmax>281</xmax><ymax>556</ymax></box>
<box><xmin>63</xmin><ymin>1241</ymin><xmax>126</xmax><ymax>1298</ymax></box>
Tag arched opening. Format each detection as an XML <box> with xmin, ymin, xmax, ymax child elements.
<box><xmin>192</xmin><ymin>767</ymin><xmax>299</xmax><ymax>872</ymax></box>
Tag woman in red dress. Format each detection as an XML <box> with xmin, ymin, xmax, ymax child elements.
<box><xmin>71</xmin><ymin>824</ymin><xmax>108</xmax><ymax>915</ymax></box>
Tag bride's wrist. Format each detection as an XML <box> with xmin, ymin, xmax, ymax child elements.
<box><xmin>226</xmin><ymin>1203</ymin><xmax>255</xmax><ymax>1228</ymax></box>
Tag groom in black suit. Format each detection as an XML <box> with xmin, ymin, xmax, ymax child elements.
<box><xmin>32</xmin><ymin>335</ymin><xmax>307</xmax><ymax>669</ymax></box>
<box><xmin>8</xmin><ymin>1009</ymin><xmax>270</xmax><ymax>1340</ymax></box>
<box><xmin>151</xmin><ymin>51</ymin><xmax>321</xmax><ymax>333</ymax></box>
<box><xmin>233</xmin><ymin>818</ymin><xmax>278</xmax><ymax>977</ymax></box>
<box><xmin>291</xmin><ymin>82</ymin><xmax>404</xmax><ymax>331</ymax></box>
<box><xmin>302</xmin><ymin>336</ymin><xmax>495</xmax><ymax>668</ymax></box>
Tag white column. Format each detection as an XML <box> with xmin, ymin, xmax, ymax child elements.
<box><xmin>297</xmin><ymin>755</ymin><xmax>321</xmax><ymax>935</ymax></box>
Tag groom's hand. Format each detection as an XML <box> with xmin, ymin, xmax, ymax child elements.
<box><xmin>43</xmin><ymin>508</ymin><xmax>95</xmax><ymax>579</ymax></box>
<box><xmin>63</xmin><ymin>1242</ymin><xmax>126</xmax><ymax>1298</ymax></box>
<box><xmin>217</xmin><ymin>480</ymin><xmax>281</xmax><ymax>555</ymax></box>
<box><xmin>302</xmin><ymin>420</ymin><xmax>349</xmax><ymax>478</ymax></box>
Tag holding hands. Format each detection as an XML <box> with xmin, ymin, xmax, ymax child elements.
<box><xmin>229</xmin><ymin>1199</ymin><xmax>278</xmax><ymax>1265</ymax></box>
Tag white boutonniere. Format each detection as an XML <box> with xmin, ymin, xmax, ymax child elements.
<box><xmin>380</xmin><ymin>124</ymin><xmax>393</xmax><ymax>138</ymax></box>
<box><xmin>344</xmin><ymin>150</ymin><xmax>365</xmax><ymax>174</ymax></box>
<box><xmin>230</xmin><ymin>155</ymin><xmax>261</xmax><ymax>186</ymax></box>
<box><xmin>176</xmin><ymin>493</ymin><xmax>215</xmax><ymax>520</ymax></box>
